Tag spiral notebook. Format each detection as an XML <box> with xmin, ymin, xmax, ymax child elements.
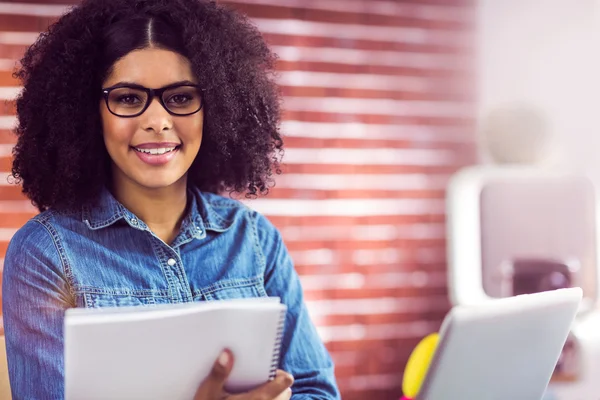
<box><xmin>64</xmin><ymin>297</ymin><xmax>287</xmax><ymax>400</ymax></box>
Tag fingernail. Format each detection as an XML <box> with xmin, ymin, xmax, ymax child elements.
<box><xmin>218</xmin><ymin>351</ymin><xmax>230</xmax><ymax>367</ymax></box>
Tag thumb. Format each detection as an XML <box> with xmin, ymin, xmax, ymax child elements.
<box><xmin>194</xmin><ymin>349</ymin><xmax>234</xmax><ymax>400</ymax></box>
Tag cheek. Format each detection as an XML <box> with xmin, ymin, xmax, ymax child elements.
<box><xmin>101</xmin><ymin>110</ymin><xmax>136</xmax><ymax>150</ymax></box>
<box><xmin>177</xmin><ymin>114</ymin><xmax>204</xmax><ymax>145</ymax></box>
<box><xmin>191</xmin><ymin>114</ymin><xmax>204</xmax><ymax>141</ymax></box>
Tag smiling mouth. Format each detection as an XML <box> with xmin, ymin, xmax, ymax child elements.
<box><xmin>132</xmin><ymin>145</ymin><xmax>181</xmax><ymax>155</ymax></box>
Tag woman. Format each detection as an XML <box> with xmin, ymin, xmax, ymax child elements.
<box><xmin>2</xmin><ymin>0</ymin><xmax>340</xmax><ymax>398</ymax></box>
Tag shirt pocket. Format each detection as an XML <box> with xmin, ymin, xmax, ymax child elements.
<box><xmin>199</xmin><ymin>275</ymin><xmax>268</xmax><ymax>301</ymax></box>
<box><xmin>78</xmin><ymin>288</ymin><xmax>170</xmax><ymax>308</ymax></box>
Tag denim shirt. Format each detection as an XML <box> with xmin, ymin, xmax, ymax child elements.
<box><xmin>2</xmin><ymin>186</ymin><xmax>340</xmax><ymax>400</ymax></box>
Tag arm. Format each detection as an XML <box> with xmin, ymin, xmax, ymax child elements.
<box><xmin>2</xmin><ymin>220</ymin><xmax>73</xmax><ymax>400</ymax></box>
<box><xmin>254</xmin><ymin>212</ymin><xmax>341</xmax><ymax>400</ymax></box>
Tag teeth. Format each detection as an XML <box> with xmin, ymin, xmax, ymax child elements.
<box><xmin>134</xmin><ymin>147</ymin><xmax>177</xmax><ymax>155</ymax></box>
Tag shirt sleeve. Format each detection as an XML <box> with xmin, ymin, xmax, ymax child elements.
<box><xmin>2</xmin><ymin>220</ymin><xmax>73</xmax><ymax>400</ymax></box>
<box><xmin>254</xmin><ymin>212</ymin><xmax>341</xmax><ymax>400</ymax></box>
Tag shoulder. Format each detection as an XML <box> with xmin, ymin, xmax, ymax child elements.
<box><xmin>4</xmin><ymin>211</ymin><xmax>65</xmax><ymax>275</ymax></box>
<box><xmin>194</xmin><ymin>189</ymin><xmax>280</xmax><ymax>240</ymax></box>
<box><xmin>194</xmin><ymin>189</ymin><xmax>267</xmax><ymax>228</ymax></box>
<box><xmin>196</xmin><ymin>190</ymin><xmax>249</xmax><ymax>230</ymax></box>
<box><xmin>8</xmin><ymin>211</ymin><xmax>55</xmax><ymax>252</ymax></box>
<box><xmin>5</xmin><ymin>208</ymin><xmax>79</xmax><ymax>264</ymax></box>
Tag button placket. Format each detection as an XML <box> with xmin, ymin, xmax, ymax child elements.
<box><xmin>163</xmin><ymin>252</ymin><xmax>192</xmax><ymax>302</ymax></box>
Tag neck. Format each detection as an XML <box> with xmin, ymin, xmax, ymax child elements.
<box><xmin>110</xmin><ymin>175</ymin><xmax>188</xmax><ymax>244</ymax></box>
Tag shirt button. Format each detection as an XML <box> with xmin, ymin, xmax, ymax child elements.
<box><xmin>196</xmin><ymin>226</ymin><xmax>203</xmax><ymax>234</ymax></box>
<box><xmin>130</xmin><ymin>218</ymin><xmax>138</xmax><ymax>225</ymax></box>
<box><xmin>167</xmin><ymin>258</ymin><xmax>176</xmax><ymax>266</ymax></box>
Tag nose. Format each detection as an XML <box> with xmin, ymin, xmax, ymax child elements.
<box><xmin>141</xmin><ymin>96</ymin><xmax>173</xmax><ymax>133</ymax></box>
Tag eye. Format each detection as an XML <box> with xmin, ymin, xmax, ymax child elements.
<box><xmin>116</xmin><ymin>94</ymin><xmax>142</xmax><ymax>105</ymax></box>
<box><xmin>167</xmin><ymin>93</ymin><xmax>193</xmax><ymax>106</ymax></box>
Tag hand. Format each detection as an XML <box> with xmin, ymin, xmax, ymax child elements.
<box><xmin>194</xmin><ymin>349</ymin><xmax>293</xmax><ymax>400</ymax></box>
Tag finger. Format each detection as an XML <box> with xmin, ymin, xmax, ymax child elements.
<box><xmin>230</xmin><ymin>370</ymin><xmax>293</xmax><ymax>400</ymax></box>
<box><xmin>274</xmin><ymin>387</ymin><xmax>292</xmax><ymax>400</ymax></box>
<box><xmin>273</xmin><ymin>369</ymin><xmax>294</xmax><ymax>388</ymax></box>
<box><xmin>194</xmin><ymin>349</ymin><xmax>234</xmax><ymax>400</ymax></box>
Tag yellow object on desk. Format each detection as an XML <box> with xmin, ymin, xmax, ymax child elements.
<box><xmin>402</xmin><ymin>333</ymin><xmax>439</xmax><ymax>399</ymax></box>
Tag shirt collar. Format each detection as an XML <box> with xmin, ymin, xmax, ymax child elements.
<box><xmin>81</xmin><ymin>186</ymin><xmax>232</xmax><ymax>236</ymax></box>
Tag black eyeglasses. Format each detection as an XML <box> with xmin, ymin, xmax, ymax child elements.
<box><xmin>101</xmin><ymin>82</ymin><xmax>204</xmax><ymax>118</ymax></box>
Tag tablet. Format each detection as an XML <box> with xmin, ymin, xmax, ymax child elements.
<box><xmin>417</xmin><ymin>287</ymin><xmax>582</xmax><ymax>400</ymax></box>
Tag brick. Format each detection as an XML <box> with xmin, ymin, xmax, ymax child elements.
<box><xmin>0</xmin><ymin>211</ymin><xmax>34</xmax><ymax>229</ymax></box>
<box><xmin>0</xmin><ymin>156</ymin><xmax>12</xmax><ymax>171</ymax></box>
<box><xmin>0</xmin><ymin>70</ymin><xmax>18</xmax><ymax>87</ymax></box>
<box><xmin>0</xmin><ymin>130</ymin><xmax>16</xmax><ymax>145</ymax></box>
<box><xmin>267</xmin><ymin>188</ymin><xmax>446</xmax><ymax>200</ymax></box>
<box><xmin>294</xmin><ymin>261</ymin><xmax>448</xmax><ymax>276</ymax></box>
<box><xmin>1</xmin><ymin>3</ymin><xmax>470</xmax><ymax>30</ymax></box>
<box><xmin>299</xmin><ymin>239</ymin><xmax>447</xmax><ymax>250</ymax></box>
<box><xmin>320</xmin><ymin>310</ymin><xmax>449</xmax><ymax>327</ymax></box>
<box><xmin>294</xmin><ymin>262</ymin><xmax>448</xmax><ymax>277</ymax></box>
<box><xmin>279</xmin><ymin>85</ymin><xmax>474</xmax><ymax>102</ymax></box>
<box><xmin>283</xmin><ymin>239</ymin><xmax>447</xmax><ymax>252</ymax></box>
<box><xmin>281</xmin><ymin>136</ymin><xmax>473</xmax><ymax>150</ymax></box>
<box><xmin>402</xmin><ymin>0</ymin><xmax>475</xmax><ymax>6</ymax></box>
<box><xmin>335</xmin><ymin>359</ymin><xmax>413</xmax><ymax>381</ymax></box>
<box><xmin>0</xmin><ymin>185</ymin><xmax>25</xmax><ymax>201</ymax></box>
<box><xmin>0</xmin><ymin>44</ymin><xmax>28</xmax><ymax>62</ymax></box>
<box><xmin>335</xmin><ymin>361</ymin><xmax>408</xmax><ymax>380</ymax></box>
<box><xmin>289</xmin><ymin>245</ymin><xmax>448</xmax><ymax>263</ymax></box>
<box><xmin>266</xmin><ymin>215</ymin><xmax>446</xmax><ymax>227</ymax></box>
<box><xmin>278</xmin><ymin>163</ymin><xmax>471</xmax><ymax>175</ymax></box>
<box><xmin>275</xmin><ymin>59</ymin><xmax>474</xmax><ymax>78</ymax></box>
<box><xmin>0</xmin><ymin>15</ymin><xmax>58</xmax><ymax>33</ymax></box>
<box><xmin>326</xmin><ymin>334</ymin><xmax>441</xmax><ymax>353</ymax></box>
<box><xmin>263</xmin><ymin>33</ymin><xmax>474</xmax><ymax>55</ymax></box>
<box><xmin>304</xmin><ymin>286</ymin><xmax>448</xmax><ymax>301</ymax></box>
<box><xmin>281</xmin><ymin>109</ymin><xmax>475</xmax><ymax>125</ymax></box>
<box><xmin>0</xmin><ymin>100</ymin><xmax>16</xmax><ymax>117</ymax></box>
<box><xmin>341</xmin><ymin>388</ymin><xmax>403</xmax><ymax>400</ymax></box>
<box><xmin>225</xmin><ymin>1</ymin><xmax>473</xmax><ymax>31</ymax></box>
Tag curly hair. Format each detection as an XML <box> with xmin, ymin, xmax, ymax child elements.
<box><xmin>10</xmin><ymin>0</ymin><xmax>283</xmax><ymax>212</ymax></box>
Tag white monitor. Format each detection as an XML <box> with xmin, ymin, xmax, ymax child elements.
<box><xmin>446</xmin><ymin>165</ymin><xmax>599</xmax><ymax>311</ymax></box>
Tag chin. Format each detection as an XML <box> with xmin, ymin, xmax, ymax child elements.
<box><xmin>134</xmin><ymin>174</ymin><xmax>186</xmax><ymax>190</ymax></box>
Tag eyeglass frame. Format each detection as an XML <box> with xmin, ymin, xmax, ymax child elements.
<box><xmin>101</xmin><ymin>82</ymin><xmax>204</xmax><ymax>118</ymax></box>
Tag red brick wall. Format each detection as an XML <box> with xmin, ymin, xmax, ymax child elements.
<box><xmin>0</xmin><ymin>1</ymin><xmax>477</xmax><ymax>399</ymax></box>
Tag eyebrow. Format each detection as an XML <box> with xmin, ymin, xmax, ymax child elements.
<box><xmin>108</xmin><ymin>80</ymin><xmax>198</xmax><ymax>88</ymax></box>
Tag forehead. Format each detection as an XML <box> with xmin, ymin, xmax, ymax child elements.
<box><xmin>103</xmin><ymin>47</ymin><xmax>196</xmax><ymax>87</ymax></box>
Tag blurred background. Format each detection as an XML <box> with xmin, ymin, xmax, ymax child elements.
<box><xmin>2</xmin><ymin>0</ymin><xmax>600</xmax><ymax>399</ymax></box>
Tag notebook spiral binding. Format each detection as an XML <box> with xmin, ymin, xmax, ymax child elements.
<box><xmin>269</xmin><ymin>308</ymin><xmax>286</xmax><ymax>380</ymax></box>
